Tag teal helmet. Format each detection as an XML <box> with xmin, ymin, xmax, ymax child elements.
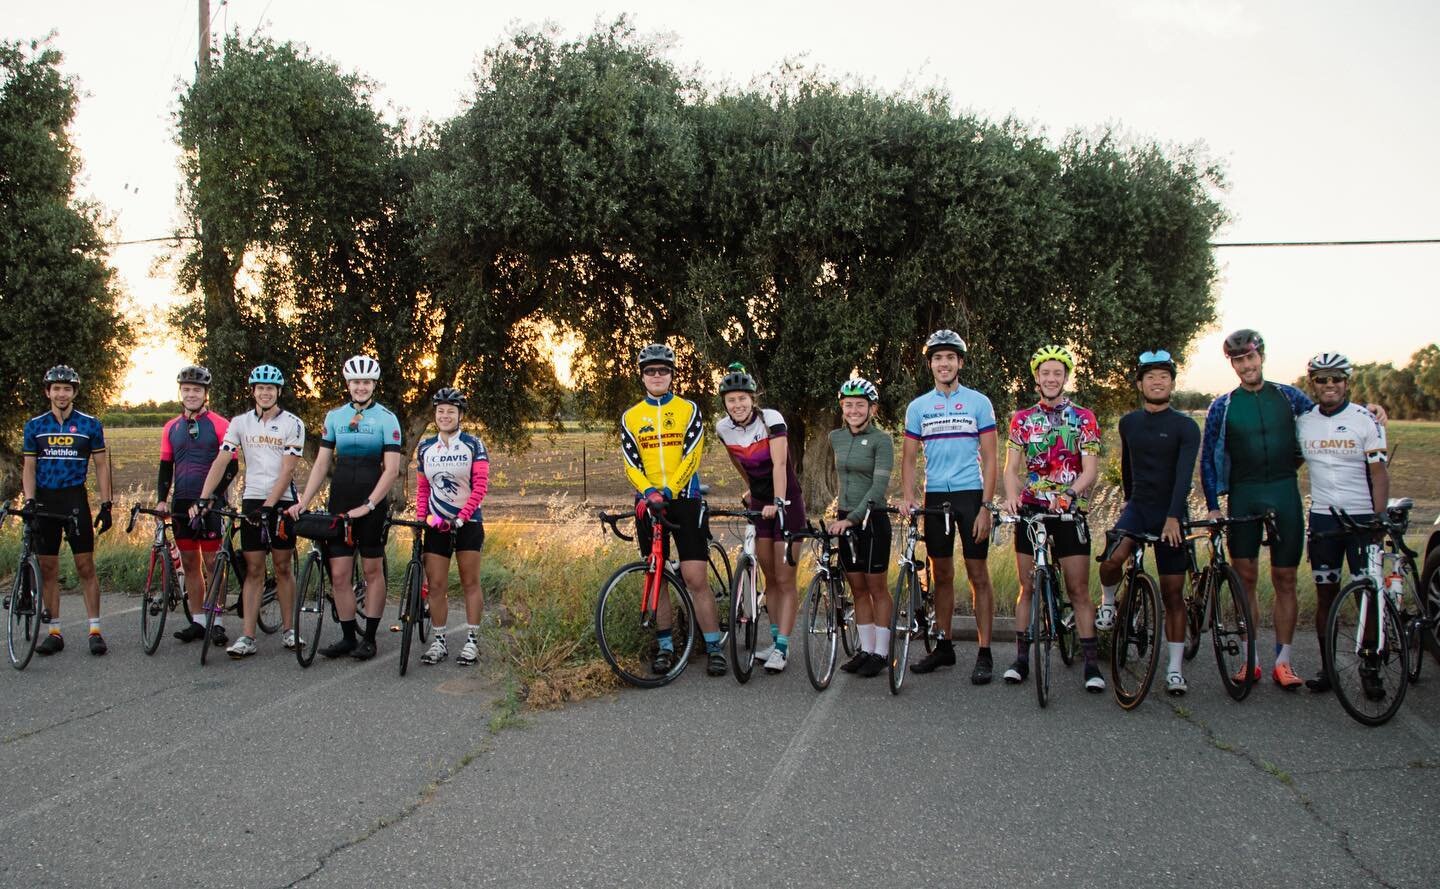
<box><xmin>248</xmin><ymin>364</ymin><xmax>285</xmax><ymax>387</ymax></box>
<box><xmin>838</xmin><ymin>377</ymin><xmax>879</xmax><ymax>403</ymax></box>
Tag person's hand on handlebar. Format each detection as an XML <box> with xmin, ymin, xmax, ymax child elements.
<box><xmin>426</xmin><ymin>514</ymin><xmax>452</xmax><ymax>532</ymax></box>
<box><xmin>285</xmin><ymin>502</ymin><xmax>304</xmax><ymax>520</ymax></box>
<box><xmin>155</xmin><ymin>501</ymin><xmax>170</xmax><ymax>516</ymax></box>
<box><xmin>636</xmin><ymin>490</ymin><xmax>664</xmax><ymax>522</ymax></box>
<box><xmin>1002</xmin><ymin>493</ymin><xmax>1023</xmax><ymax>517</ymax></box>
<box><xmin>826</xmin><ymin>518</ymin><xmax>853</xmax><ymax>537</ymax></box>
<box><xmin>1162</xmin><ymin>516</ymin><xmax>1182</xmax><ymax>547</ymax></box>
<box><xmin>1206</xmin><ymin>509</ymin><xmax>1222</xmax><ymax>523</ymax></box>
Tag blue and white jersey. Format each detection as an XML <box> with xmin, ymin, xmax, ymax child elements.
<box><xmin>320</xmin><ymin>402</ymin><xmax>403</xmax><ymax>460</ymax></box>
<box><xmin>23</xmin><ymin>409</ymin><xmax>107</xmax><ymax>490</ymax></box>
<box><xmin>415</xmin><ymin>432</ymin><xmax>490</xmax><ymax>524</ymax></box>
<box><xmin>903</xmin><ymin>385</ymin><xmax>997</xmax><ymax>492</ymax></box>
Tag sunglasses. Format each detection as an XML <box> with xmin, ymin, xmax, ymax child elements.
<box><xmin>1311</xmin><ymin>375</ymin><xmax>1348</xmax><ymax>385</ymax></box>
<box><xmin>348</xmin><ymin>411</ymin><xmax>364</xmax><ymax>431</ymax></box>
<box><xmin>641</xmin><ymin>367</ymin><xmax>672</xmax><ymax>377</ymax></box>
<box><xmin>1138</xmin><ymin>350</ymin><xmax>1173</xmax><ymax>364</ymax></box>
<box><xmin>186</xmin><ymin>419</ymin><xmax>200</xmax><ymax>440</ymax></box>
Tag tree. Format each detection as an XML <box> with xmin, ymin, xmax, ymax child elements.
<box><xmin>0</xmin><ymin>38</ymin><xmax>133</xmax><ymax>498</ymax></box>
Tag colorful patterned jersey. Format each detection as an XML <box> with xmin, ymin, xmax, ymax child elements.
<box><xmin>620</xmin><ymin>393</ymin><xmax>704</xmax><ymax>499</ymax></box>
<box><xmin>1007</xmin><ymin>400</ymin><xmax>1101</xmax><ymax>509</ymax></box>
<box><xmin>22</xmin><ymin>409</ymin><xmax>107</xmax><ymax>490</ymax></box>
<box><xmin>716</xmin><ymin>408</ymin><xmax>801</xmax><ymax>505</ymax></box>
<box><xmin>415</xmin><ymin>431</ymin><xmax>490</xmax><ymax>524</ymax></box>
<box><xmin>160</xmin><ymin>410</ymin><xmax>233</xmax><ymax>501</ymax></box>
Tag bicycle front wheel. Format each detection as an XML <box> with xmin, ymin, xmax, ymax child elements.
<box><xmin>707</xmin><ymin>540</ymin><xmax>732</xmax><ymax>644</ymax></box>
<box><xmin>1057</xmin><ymin>594</ymin><xmax>1077</xmax><ymax>667</ymax></box>
<box><xmin>595</xmin><ymin>562</ymin><xmax>695</xmax><ymax>688</ymax></box>
<box><xmin>294</xmin><ymin>551</ymin><xmax>327</xmax><ymax>668</ymax></box>
<box><xmin>398</xmin><ymin>559</ymin><xmax>423</xmax><ymax>677</ymax></box>
<box><xmin>1400</xmin><ymin>562</ymin><xmax>1423</xmax><ymax>684</ymax></box>
<box><xmin>1327</xmin><ymin>581</ymin><xmax>1408</xmax><ymax>727</ymax></box>
<box><xmin>889</xmin><ymin>567</ymin><xmax>918</xmax><ymax>695</ymax></box>
<box><xmin>1211</xmin><ymin>564</ymin><xmax>1256</xmax><ymax>701</ymax></box>
<box><xmin>139</xmin><ymin>547</ymin><xmax>172</xmax><ymax>655</ymax></box>
<box><xmin>8</xmin><ymin>556</ymin><xmax>43</xmax><ymax>670</ymax></box>
<box><xmin>729</xmin><ymin>554</ymin><xmax>760</xmax><ymax>683</ymax></box>
<box><xmin>200</xmin><ymin>553</ymin><xmax>231</xmax><ymax>666</ymax></box>
<box><xmin>1032</xmin><ymin>570</ymin><xmax>1052</xmax><ymax>709</ymax></box>
<box><xmin>802</xmin><ymin>575</ymin><xmax>838</xmax><ymax>691</ymax></box>
<box><xmin>1183</xmin><ymin>579</ymin><xmax>1205</xmax><ymax>662</ymax></box>
<box><xmin>1110</xmin><ymin>570</ymin><xmax>1161</xmax><ymax>710</ymax></box>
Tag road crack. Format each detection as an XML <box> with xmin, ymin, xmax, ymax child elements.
<box><xmin>3</xmin><ymin>681</ymin><xmax>182</xmax><ymax>745</ymax></box>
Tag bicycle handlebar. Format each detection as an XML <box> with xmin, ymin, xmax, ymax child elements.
<box><xmin>1</xmin><ymin>504</ymin><xmax>81</xmax><ymax>534</ymax></box>
<box><xmin>599</xmin><ymin>511</ymin><xmax>636</xmax><ymax>542</ymax></box>
<box><xmin>126</xmin><ymin>503</ymin><xmax>173</xmax><ymax>534</ymax></box>
<box><xmin>1323</xmin><ymin>507</ymin><xmax>1419</xmax><ymax>559</ymax></box>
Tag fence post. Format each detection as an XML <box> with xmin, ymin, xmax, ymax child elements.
<box><xmin>582</xmin><ymin>443</ymin><xmax>587</xmax><ymax>502</ymax></box>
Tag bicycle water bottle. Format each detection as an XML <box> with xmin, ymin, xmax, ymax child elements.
<box><xmin>1385</xmin><ymin>571</ymin><xmax>1404</xmax><ymax>603</ymax></box>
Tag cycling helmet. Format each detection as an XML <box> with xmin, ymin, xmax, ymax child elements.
<box><xmin>1307</xmin><ymin>352</ymin><xmax>1353</xmax><ymax>379</ymax></box>
<box><xmin>924</xmin><ymin>329</ymin><xmax>967</xmax><ymax>358</ymax></box>
<box><xmin>1029</xmin><ymin>344</ymin><xmax>1076</xmax><ymax>376</ymax></box>
<box><xmin>718</xmin><ymin>362</ymin><xmax>757</xmax><ymax>395</ymax></box>
<box><xmin>44</xmin><ymin>365</ymin><xmax>81</xmax><ymax>386</ymax></box>
<box><xmin>176</xmin><ymin>365</ymin><xmax>212</xmax><ymax>387</ymax></box>
<box><xmin>248</xmin><ymin>364</ymin><xmax>285</xmax><ymax>387</ymax></box>
<box><xmin>432</xmin><ymin>387</ymin><xmax>468</xmax><ymax>411</ymax></box>
<box><xmin>342</xmin><ymin>355</ymin><xmax>381</xmax><ymax>381</ymax></box>
<box><xmin>1135</xmin><ymin>349</ymin><xmax>1177</xmax><ymax>381</ymax></box>
<box><xmin>838</xmin><ymin>377</ymin><xmax>880</xmax><ymax>403</ymax></box>
<box><xmin>636</xmin><ymin>343</ymin><xmax>676</xmax><ymax>371</ymax></box>
<box><xmin>1223</xmin><ymin>329</ymin><xmax>1264</xmax><ymax>358</ymax></box>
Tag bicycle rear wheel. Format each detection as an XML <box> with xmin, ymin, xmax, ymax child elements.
<box><xmin>840</xmin><ymin>589</ymin><xmax>859</xmax><ymax>657</ymax></box>
<box><xmin>1400</xmin><ymin>562</ymin><xmax>1423</xmax><ymax>684</ymax></box>
<box><xmin>1032</xmin><ymin>570</ymin><xmax>1052</xmax><ymax>709</ymax></box>
<box><xmin>398</xmin><ymin>559</ymin><xmax>423</xmax><ymax>676</ymax></box>
<box><xmin>707</xmin><ymin>540</ymin><xmax>732</xmax><ymax>643</ymax></box>
<box><xmin>139</xmin><ymin>548</ymin><xmax>172</xmax><ymax>655</ymax></box>
<box><xmin>1183</xmin><ymin>579</ymin><xmax>1205</xmax><ymax>662</ymax></box>
<box><xmin>888</xmin><ymin>567</ymin><xmax>918</xmax><ymax>695</ymax></box>
<box><xmin>1327</xmin><ymin>581</ymin><xmax>1408</xmax><ymax>726</ymax></box>
<box><xmin>595</xmin><ymin>562</ymin><xmax>695</xmax><ymax>688</ymax></box>
<box><xmin>728</xmin><ymin>554</ymin><xmax>760</xmax><ymax>683</ymax></box>
<box><xmin>7</xmin><ymin>555</ymin><xmax>42</xmax><ymax>670</ymax></box>
<box><xmin>1110</xmin><ymin>570</ymin><xmax>1161</xmax><ymax>710</ymax></box>
<box><xmin>294</xmin><ymin>551</ymin><xmax>326</xmax><ymax>668</ymax></box>
<box><xmin>802</xmin><ymin>575</ymin><xmax>838</xmax><ymax>691</ymax></box>
<box><xmin>200</xmin><ymin>553</ymin><xmax>231</xmax><ymax>666</ymax></box>
<box><xmin>1211</xmin><ymin>564</ymin><xmax>1257</xmax><ymax>701</ymax></box>
<box><xmin>1057</xmin><ymin>595</ymin><xmax>1077</xmax><ymax>667</ymax></box>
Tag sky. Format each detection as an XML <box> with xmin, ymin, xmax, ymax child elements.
<box><xmin>9</xmin><ymin>0</ymin><xmax>1439</xmax><ymax>402</ymax></box>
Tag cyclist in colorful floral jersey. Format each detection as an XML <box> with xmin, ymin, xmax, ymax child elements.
<box><xmin>715</xmin><ymin>363</ymin><xmax>805</xmax><ymax>674</ymax></box>
<box><xmin>1295</xmin><ymin>352</ymin><xmax>1389</xmax><ymax>693</ymax></box>
<box><xmin>1001</xmin><ymin>345</ymin><xmax>1105</xmax><ymax>692</ymax></box>
<box><xmin>22</xmin><ymin>365</ymin><xmax>114</xmax><ymax>656</ymax></box>
<box><xmin>415</xmin><ymin>388</ymin><xmax>490</xmax><ymax>668</ymax></box>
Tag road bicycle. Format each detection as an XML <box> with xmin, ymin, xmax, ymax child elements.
<box><xmin>197</xmin><ymin>506</ymin><xmax>288</xmax><ymax>664</ymax></box>
<box><xmin>1</xmin><ymin>503</ymin><xmax>76</xmax><ymax>670</ymax></box>
<box><xmin>1179</xmin><ymin>512</ymin><xmax>1270</xmax><ymax>701</ymax></box>
<box><xmin>886</xmin><ymin>503</ymin><xmax>951</xmax><ymax>695</ymax></box>
<box><xmin>385</xmin><ymin>516</ymin><xmax>436</xmax><ymax>677</ymax></box>
<box><xmin>710</xmin><ymin>507</ymin><xmax>771</xmax><ymax>684</ymax></box>
<box><xmin>997</xmin><ymin>509</ymin><xmax>1085</xmax><ymax>708</ymax></box>
<box><xmin>128</xmin><ymin>505</ymin><xmax>193</xmax><ymax>655</ymax></box>
<box><xmin>292</xmin><ymin>514</ymin><xmax>374</xmax><ymax>668</ymax></box>
<box><xmin>784</xmin><ymin>522</ymin><xmax>859</xmax><ymax>691</ymax></box>
<box><xmin>1107</xmin><ymin>528</ymin><xmax>1164</xmax><ymax>710</ymax></box>
<box><xmin>1321</xmin><ymin>499</ymin><xmax>1430</xmax><ymax>726</ymax></box>
<box><xmin>595</xmin><ymin>503</ymin><xmax>698</xmax><ymax>687</ymax></box>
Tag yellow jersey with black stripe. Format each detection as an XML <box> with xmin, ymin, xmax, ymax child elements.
<box><xmin>620</xmin><ymin>393</ymin><xmax>704</xmax><ymax>498</ymax></box>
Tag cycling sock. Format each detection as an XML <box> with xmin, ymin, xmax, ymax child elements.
<box><xmin>656</xmin><ymin>629</ymin><xmax>675</xmax><ymax>652</ymax></box>
<box><xmin>1275</xmin><ymin>642</ymin><xmax>1291</xmax><ymax>665</ymax></box>
<box><xmin>192</xmin><ymin>615</ymin><xmax>206</xmax><ymax>627</ymax></box>
<box><xmin>858</xmin><ymin>623</ymin><xmax>875</xmax><ymax>653</ymax></box>
<box><xmin>432</xmin><ymin>625</ymin><xmax>448</xmax><ymax>642</ymax></box>
<box><xmin>703</xmin><ymin>631</ymin><xmax>722</xmax><ymax>654</ymax></box>
<box><xmin>1080</xmin><ymin>636</ymin><xmax>1099</xmax><ymax>668</ymax></box>
<box><xmin>341</xmin><ymin>619</ymin><xmax>358</xmax><ymax>641</ymax></box>
<box><xmin>364</xmin><ymin>616</ymin><xmax>380</xmax><ymax>641</ymax></box>
<box><xmin>873</xmin><ymin>626</ymin><xmax>890</xmax><ymax>655</ymax></box>
<box><xmin>978</xmin><ymin>646</ymin><xmax>991</xmax><ymax>658</ymax></box>
<box><xmin>1101</xmin><ymin>583</ymin><xmax>1118</xmax><ymax>606</ymax></box>
<box><xmin>46</xmin><ymin>620</ymin><xmax>61</xmax><ymax>637</ymax></box>
<box><xmin>88</xmin><ymin>618</ymin><xmax>101</xmax><ymax>634</ymax></box>
<box><xmin>1167</xmin><ymin>641</ymin><xmax>1184</xmax><ymax>676</ymax></box>
<box><xmin>1016</xmin><ymin>636</ymin><xmax>1029</xmax><ymax>659</ymax></box>
<box><xmin>770</xmin><ymin>623</ymin><xmax>780</xmax><ymax>644</ymax></box>
<box><xmin>775</xmin><ymin>634</ymin><xmax>789</xmax><ymax>656</ymax></box>
<box><xmin>465</xmin><ymin>624</ymin><xmax>479</xmax><ymax>645</ymax></box>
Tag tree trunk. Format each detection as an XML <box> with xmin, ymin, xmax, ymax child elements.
<box><xmin>791</xmin><ymin>412</ymin><xmax>838</xmax><ymax>519</ymax></box>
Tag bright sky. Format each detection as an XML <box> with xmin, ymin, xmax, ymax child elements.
<box><xmin>11</xmin><ymin>1</ymin><xmax>1439</xmax><ymax>402</ymax></box>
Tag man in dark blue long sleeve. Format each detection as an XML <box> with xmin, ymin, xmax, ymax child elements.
<box><xmin>1097</xmin><ymin>351</ymin><xmax>1201</xmax><ymax>695</ymax></box>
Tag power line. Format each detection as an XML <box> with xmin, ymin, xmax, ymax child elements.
<box><xmin>109</xmin><ymin>236</ymin><xmax>197</xmax><ymax>247</ymax></box>
<box><xmin>1211</xmin><ymin>238</ymin><xmax>1440</xmax><ymax>248</ymax></box>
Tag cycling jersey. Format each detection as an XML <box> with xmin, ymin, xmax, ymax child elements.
<box><xmin>620</xmin><ymin>393</ymin><xmax>703</xmax><ymax>499</ymax></box>
<box><xmin>904</xmin><ymin>385</ymin><xmax>996</xmax><ymax>492</ymax></box>
<box><xmin>221</xmin><ymin>409</ymin><xmax>305</xmax><ymax>501</ymax></box>
<box><xmin>1118</xmin><ymin>407</ymin><xmax>1200</xmax><ymax>519</ymax></box>
<box><xmin>22</xmin><ymin>409</ymin><xmax>106</xmax><ymax>490</ymax></box>
<box><xmin>829</xmin><ymin>420</ymin><xmax>893</xmax><ymax>518</ymax></box>
<box><xmin>716</xmin><ymin>408</ymin><xmax>800</xmax><ymax>504</ymax></box>
<box><xmin>159</xmin><ymin>410</ymin><xmax>233</xmax><ymax>501</ymax></box>
<box><xmin>1007</xmin><ymin>399</ymin><xmax>1101</xmax><ymax>509</ymax></box>
<box><xmin>320</xmin><ymin>401</ymin><xmax>403</xmax><ymax>502</ymax></box>
<box><xmin>1297</xmin><ymin>401</ymin><xmax>1387</xmax><ymax>514</ymax></box>
<box><xmin>415</xmin><ymin>431</ymin><xmax>490</xmax><ymax>524</ymax></box>
<box><xmin>1201</xmin><ymin>381</ymin><xmax>1312</xmax><ymax>509</ymax></box>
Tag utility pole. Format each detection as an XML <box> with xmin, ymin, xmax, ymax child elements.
<box><xmin>198</xmin><ymin>0</ymin><xmax>211</xmax><ymax>78</ymax></box>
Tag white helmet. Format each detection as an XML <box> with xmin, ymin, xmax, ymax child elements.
<box><xmin>342</xmin><ymin>355</ymin><xmax>381</xmax><ymax>381</ymax></box>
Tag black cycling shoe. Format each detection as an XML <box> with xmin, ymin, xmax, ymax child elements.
<box><xmin>1003</xmin><ymin>659</ymin><xmax>1029</xmax><ymax>684</ymax></box>
<box><xmin>1360</xmin><ymin>665</ymin><xmax>1386</xmax><ymax>701</ymax></box>
<box><xmin>856</xmin><ymin>652</ymin><xmax>887</xmax><ymax>677</ymax></box>
<box><xmin>209</xmin><ymin>625</ymin><xmax>229</xmax><ymax>647</ymax></box>
<box><xmin>706</xmin><ymin>651</ymin><xmax>728</xmax><ymax>676</ymax></box>
<box><xmin>650</xmin><ymin>649</ymin><xmax>676</xmax><ymax>675</ymax></box>
<box><xmin>173</xmin><ymin>622</ymin><xmax>206</xmax><ymax>643</ymax></box>
<box><xmin>36</xmin><ymin>633</ymin><xmax>64</xmax><ymax>655</ymax></box>
<box><xmin>1305</xmin><ymin>671</ymin><xmax>1332</xmax><ymax>693</ymax></box>
<box><xmin>839</xmin><ymin>650</ymin><xmax>869</xmax><ymax>674</ymax></box>
<box><xmin>88</xmin><ymin>632</ymin><xmax>108</xmax><ymax>656</ymax></box>
<box><xmin>349</xmin><ymin>638</ymin><xmax>377</xmax><ymax>660</ymax></box>
<box><xmin>970</xmin><ymin>649</ymin><xmax>994</xmax><ymax>685</ymax></box>
<box><xmin>910</xmin><ymin>640</ymin><xmax>955</xmax><ymax>674</ymax></box>
<box><xmin>320</xmin><ymin>637</ymin><xmax>357</xmax><ymax>659</ymax></box>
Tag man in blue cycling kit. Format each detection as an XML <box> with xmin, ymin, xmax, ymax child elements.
<box><xmin>290</xmin><ymin>355</ymin><xmax>403</xmax><ymax>661</ymax></box>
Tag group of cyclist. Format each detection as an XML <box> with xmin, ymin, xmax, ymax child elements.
<box><xmin>14</xmin><ymin>322</ymin><xmax>1393</xmax><ymax>698</ymax></box>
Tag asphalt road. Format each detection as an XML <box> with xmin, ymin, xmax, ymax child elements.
<box><xmin>3</xmin><ymin>592</ymin><xmax>1437</xmax><ymax>889</ymax></box>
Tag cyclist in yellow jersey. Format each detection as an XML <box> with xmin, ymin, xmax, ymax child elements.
<box><xmin>619</xmin><ymin>343</ymin><xmax>726</xmax><ymax>676</ymax></box>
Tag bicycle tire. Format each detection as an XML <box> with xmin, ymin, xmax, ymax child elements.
<box><xmin>1421</xmin><ymin>546</ymin><xmax>1440</xmax><ymax>663</ymax></box>
<box><xmin>840</xmin><ymin>586</ymin><xmax>859</xmax><ymax>658</ymax></box>
<box><xmin>1110</xmin><ymin>570</ymin><xmax>1161</xmax><ymax>710</ymax></box>
<box><xmin>917</xmin><ymin>568</ymin><xmax>936</xmax><ymax>654</ymax></box>
<box><xmin>7</xmin><ymin>556</ymin><xmax>42</xmax><ymax>670</ymax></box>
<box><xmin>1400</xmin><ymin>561</ymin><xmax>1423</xmax><ymax>684</ymax></box>
<box><xmin>1326</xmin><ymin>580</ymin><xmax>1408</xmax><ymax>727</ymax></box>
<box><xmin>802</xmin><ymin>574</ymin><xmax>838</xmax><ymax>691</ymax></box>
<box><xmin>257</xmin><ymin>583</ymin><xmax>281</xmax><ymax>635</ymax></box>
<box><xmin>707</xmin><ymin>540</ymin><xmax>733</xmax><ymax>642</ymax></box>
<box><xmin>1057</xmin><ymin>591</ymin><xmax>1077</xmax><ymax>667</ymax></box>
<box><xmin>398</xmin><ymin>559</ymin><xmax>423</xmax><ymax>676</ymax></box>
<box><xmin>1211</xmin><ymin>564</ymin><xmax>1256</xmax><ymax>701</ymax></box>
<box><xmin>200</xmin><ymin>552</ymin><xmax>230</xmax><ymax>666</ymax></box>
<box><xmin>1183</xmin><ymin>572</ymin><xmax>1206</xmax><ymax>662</ymax></box>
<box><xmin>139</xmin><ymin>547</ymin><xmax>170</xmax><ymax>655</ymax></box>
<box><xmin>729</xmin><ymin>554</ymin><xmax>759</xmax><ymax>683</ymax></box>
<box><xmin>888</xmin><ymin>567</ymin><xmax>918</xmax><ymax>695</ymax></box>
<box><xmin>1032</xmin><ymin>569</ymin><xmax>1051</xmax><ymax>708</ymax></box>
<box><xmin>595</xmin><ymin>561</ymin><xmax>695</xmax><ymax>688</ymax></box>
<box><xmin>294</xmin><ymin>550</ymin><xmax>327</xmax><ymax>668</ymax></box>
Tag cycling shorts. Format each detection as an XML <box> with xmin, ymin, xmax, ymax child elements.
<box><xmin>171</xmin><ymin>498</ymin><xmax>221</xmax><ymax>552</ymax></box>
<box><xmin>32</xmin><ymin>486</ymin><xmax>94</xmax><ymax>557</ymax></box>
<box><xmin>636</xmin><ymin>498</ymin><xmax>709</xmax><ymax>563</ymax></box>
<box><xmin>1013</xmin><ymin>513</ymin><xmax>1091</xmax><ymax>561</ymax></box>
<box><xmin>1226</xmin><ymin>480</ymin><xmax>1304</xmax><ymax>567</ymax></box>
<box><xmin>423</xmin><ymin>521</ymin><xmax>485</xmax><ymax>558</ymax></box>
<box><xmin>838</xmin><ymin>510</ymin><xmax>891</xmax><ymax>575</ymax></box>
<box><xmin>753</xmin><ymin>496</ymin><xmax>807</xmax><ymax>541</ymax></box>
<box><xmin>923</xmin><ymin>490</ymin><xmax>989</xmax><ymax>560</ymax></box>
<box><xmin>1306</xmin><ymin>511</ymin><xmax>1372</xmax><ymax>585</ymax></box>
<box><xmin>1110</xmin><ymin>502</ymin><xmax>1186</xmax><ymax>576</ymax></box>
<box><xmin>239</xmin><ymin>499</ymin><xmax>296</xmax><ymax>553</ymax></box>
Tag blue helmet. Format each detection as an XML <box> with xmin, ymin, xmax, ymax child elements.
<box><xmin>248</xmin><ymin>364</ymin><xmax>285</xmax><ymax>387</ymax></box>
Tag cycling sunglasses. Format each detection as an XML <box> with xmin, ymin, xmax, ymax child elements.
<box><xmin>186</xmin><ymin>419</ymin><xmax>200</xmax><ymax>439</ymax></box>
<box><xmin>1138</xmin><ymin>350</ymin><xmax>1173</xmax><ymax>364</ymax></box>
<box><xmin>1311</xmin><ymin>375</ymin><xmax>1348</xmax><ymax>385</ymax></box>
<box><xmin>348</xmin><ymin>411</ymin><xmax>364</xmax><ymax>431</ymax></box>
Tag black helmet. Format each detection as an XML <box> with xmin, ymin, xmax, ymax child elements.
<box><xmin>924</xmin><ymin>329</ymin><xmax>967</xmax><ymax>358</ymax></box>
<box><xmin>176</xmin><ymin>365</ymin><xmax>212</xmax><ymax>387</ymax></box>
<box><xmin>44</xmin><ymin>365</ymin><xmax>81</xmax><ymax>387</ymax></box>
<box><xmin>1223</xmin><ymin>329</ymin><xmax>1264</xmax><ymax>359</ymax></box>
<box><xmin>636</xmin><ymin>343</ymin><xmax>676</xmax><ymax>371</ymax></box>
<box><xmin>432</xmin><ymin>387</ymin><xmax>467</xmax><ymax>412</ymax></box>
<box><xmin>717</xmin><ymin>362</ymin><xmax>757</xmax><ymax>395</ymax></box>
<box><xmin>1135</xmin><ymin>349</ymin><xmax>1177</xmax><ymax>381</ymax></box>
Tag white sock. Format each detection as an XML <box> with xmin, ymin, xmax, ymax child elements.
<box><xmin>88</xmin><ymin>618</ymin><xmax>101</xmax><ymax>634</ymax></box>
<box><xmin>432</xmin><ymin>625</ymin><xmax>448</xmax><ymax>641</ymax></box>
<box><xmin>1167</xmin><ymin>642</ymin><xmax>1184</xmax><ymax>676</ymax></box>
<box><xmin>1101</xmin><ymin>583</ymin><xmax>1119</xmax><ymax>606</ymax></box>
<box><xmin>1275</xmin><ymin>643</ymin><xmax>1292</xmax><ymax>666</ymax></box>
<box><xmin>192</xmin><ymin>615</ymin><xmax>206</xmax><ymax>627</ymax></box>
<box><xmin>858</xmin><ymin>623</ymin><xmax>875</xmax><ymax>654</ymax></box>
<box><xmin>873</xmin><ymin>626</ymin><xmax>891</xmax><ymax>656</ymax></box>
<box><xmin>465</xmin><ymin>624</ymin><xmax>480</xmax><ymax>644</ymax></box>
